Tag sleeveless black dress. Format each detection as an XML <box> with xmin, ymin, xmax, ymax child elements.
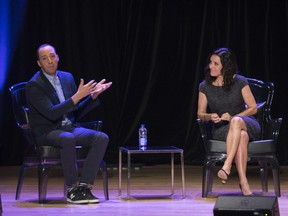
<box><xmin>199</xmin><ymin>75</ymin><xmax>260</xmax><ymax>141</ymax></box>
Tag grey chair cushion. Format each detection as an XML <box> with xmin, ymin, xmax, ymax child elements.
<box><xmin>207</xmin><ymin>139</ymin><xmax>276</xmax><ymax>154</ymax></box>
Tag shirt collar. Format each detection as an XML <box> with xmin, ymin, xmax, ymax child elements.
<box><xmin>42</xmin><ymin>70</ymin><xmax>59</xmax><ymax>82</ymax></box>
<box><xmin>42</xmin><ymin>70</ymin><xmax>60</xmax><ymax>89</ymax></box>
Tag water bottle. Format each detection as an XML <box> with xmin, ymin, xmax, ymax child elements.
<box><xmin>139</xmin><ymin>124</ymin><xmax>147</xmax><ymax>150</ymax></box>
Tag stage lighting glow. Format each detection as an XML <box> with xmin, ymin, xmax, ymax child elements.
<box><xmin>0</xmin><ymin>0</ymin><xmax>27</xmax><ymax>91</ymax></box>
<box><xmin>0</xmin><ymin>0</ymin><xmax>9</xmax><ymax>90</ymax></box>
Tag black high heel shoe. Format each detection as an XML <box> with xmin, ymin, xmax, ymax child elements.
<box><xmin>217</xmin><ymin>169</ymin><xmax>229</xmax><ymax>184</ymax></box>
<box><xmin>239</xmin><ymin>184</ymin><xmax>254</xmax><ymax>196</ymax></box>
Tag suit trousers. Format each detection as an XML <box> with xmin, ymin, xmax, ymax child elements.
<box><xmin>46</xmin><ymin>124</ymin><xmax>109</xmax><ymax>186</ymax></box>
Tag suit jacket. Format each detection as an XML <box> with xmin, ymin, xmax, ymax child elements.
<box><xmin>26</xmin><ymin>70</ymin><xmax>100</xmax><ymax>143</ymax></box>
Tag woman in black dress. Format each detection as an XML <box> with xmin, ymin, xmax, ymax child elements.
<box><xmin>197</xmin><ymin>48</ymin><xmax>260</xmax><ymax>195</ymax></box>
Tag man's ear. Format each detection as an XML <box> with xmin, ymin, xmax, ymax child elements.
<box><xmin>37</xmin><ymin>60</ymin><xmax>41</xmax><ymax>67</ymax></box>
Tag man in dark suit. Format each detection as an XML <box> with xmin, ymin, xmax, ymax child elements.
<box><xmin>26</xmin><ymin>44</ymin><xmax>112</xmax><ymax>204</ymax></box>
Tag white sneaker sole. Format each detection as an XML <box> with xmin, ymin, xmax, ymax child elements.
<box><xmin>88</xmin><ymin>199</ymin><xmax>100</xmax><ymax>204</ymax></box>
<box><xmin>67</xmin><ymin>198</ymin><xmax>89</xmax><ymax>204</ymax></box>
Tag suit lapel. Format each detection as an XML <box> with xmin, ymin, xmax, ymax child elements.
<box><xmin>39</xmin><ymin>71</ymin><xmax>60</xmax><ymax>103</ymax></box>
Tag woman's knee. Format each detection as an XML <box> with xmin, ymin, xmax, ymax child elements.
<box><xmin>230</xmin><ymin>117</ymin><xmax>245</xmax><ymax>130</ymax></box>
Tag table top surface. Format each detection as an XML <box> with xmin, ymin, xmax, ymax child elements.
<box><xmin>119</xmin><ymin>146</ymin><xmax>183</xmax><ymax>153</ymax></box>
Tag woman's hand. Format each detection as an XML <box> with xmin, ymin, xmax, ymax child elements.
<box><xmin>220</xmin><ymin>112</ymin><xmax>231</xmax><ymax>122</ymax></box>
<box><xmin>211</xmin><ymin>113</ymin><xmax>221</xmax><ymax>123</ymax></box>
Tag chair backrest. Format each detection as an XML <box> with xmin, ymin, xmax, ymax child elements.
<box><xmin>246</xmin><ymin>78</ymin><xmax>274</xmax><ymax>139</ymax></box>
<box><xmin>9</xmin><ymin>82</ymin><xmax>38</xmax><ymax>158</ymax></box>
<box><xmin>9</xmin><ymin>82</ymin><xmax>29</xmax><ymax>129</ymax></box>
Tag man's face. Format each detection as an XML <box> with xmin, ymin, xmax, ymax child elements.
<box><xmin>37</xmin><ymin>45</ymin><xmax>59</xmax><ymax>76</ymax></box>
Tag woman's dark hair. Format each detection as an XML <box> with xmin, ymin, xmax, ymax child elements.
<box><xmin>204</xmin><ymin>48</ymin><xmax>239</xmax><ymax>90</ymax></box>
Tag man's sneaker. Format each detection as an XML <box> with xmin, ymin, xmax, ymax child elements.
<box><xmin>67</xmin><ymin>186</ymin><xmax>89</xmax><ymax>204</ymax></box>
<box><xmin>79</xmin><ymin>185</ymin><xmax>100</xmax><ymax>204</ymax></box>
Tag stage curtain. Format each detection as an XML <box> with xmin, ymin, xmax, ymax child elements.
<box><xmin>1</xmin><ymin>0</ymin><xmax>288</xmax><ymax>165</ymax></box>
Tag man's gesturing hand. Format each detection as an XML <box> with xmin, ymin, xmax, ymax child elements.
<box><xmin>90</xmin><ymin>79</ymin><xmax>112</xmax><ymax>100</ymax></box>
<box><xmin>72</xmin><ymin>79</ymin><xmax>97</xmax><ymax>104</ymax></box>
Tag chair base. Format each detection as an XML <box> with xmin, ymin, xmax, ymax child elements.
<box><xmin>201</xmin><ymin>153</ymin><xmax>281</xmax><ymax>198</ymax></box>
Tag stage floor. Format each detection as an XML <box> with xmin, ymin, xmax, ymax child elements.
<box><xmin>0</xmin><ymin>164</ymin><xmax>287</xmax><ymax>216</ymax></box>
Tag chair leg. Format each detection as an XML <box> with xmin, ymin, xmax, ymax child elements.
<box><xmin>100</xmin><ymin>160</ymin><xmax>109</xmax><ymax>200</ymax></box>
<box><xmin>38</xmin><ymin>164</ymin><xmax>54</xmax><ymax>204</ymax></box>
<box><xmin>63</xmin><ymin>182</ymin><xmax>68</xmax><ymax>198</ymax></box>
<box><xmin>258</xmin><ymin>161</ymin><xmax>268</xmax><ymax>193</ymax></box>
<box><xmin>270</xmin><ymin>159</ymin><xmax>281</xmax><ymax>197</ymax></box>
<box><xmin>272</xmin><ymin>167</ymin><xmax>281</xmax><ymax>197</ymax></box>
<box><xmin>259</xmin><ymin>158</ymin><xmax>281</xmax><ymax>197</ymax></box>
<box><xmin>202</xmin><ymin>165</ymin><xmax>209</xmax><ymax>198</ymax></box>
<box><xmin>207</xmin><ymin>165</ymin><xmax>215</xmax><ymax>193</ymax></box>
<box><xmin>15</xmin><ymin>164</ymin><xmax>28</xmax><ymax>200</ymax></box>
<box><xmin>202</xmin><ymin>160</ymin><xmax>215</xmax><ymax>198</ymax></box>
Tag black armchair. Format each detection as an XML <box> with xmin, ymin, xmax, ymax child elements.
<box><xmin>198</xmin><ymin>78</ymin><xmax>282</xmax><ymax>198</ymax></box>
<box><xmin>9</xmin><ymin>82</ymin><xmax>109</xmax><ymax>203</ymax></box>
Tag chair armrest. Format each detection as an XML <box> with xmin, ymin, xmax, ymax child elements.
<box><xmin>263</xmin><ymin>117</ymin><xmax>282</xmax><ymax>142</ymax></box>
<box><xmin>78</xmin><ymin>121</ymin><xmax>103</xmax><ymax>131</ymax></box>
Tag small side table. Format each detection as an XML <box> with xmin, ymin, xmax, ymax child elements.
<box><xmin>118</xmin><ymin>146</ymin><xmax>185</xmax><ymax>199</ymax></box>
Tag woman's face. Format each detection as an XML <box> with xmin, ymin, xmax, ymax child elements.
<box><xmin>209</xmin><ymin>54</ymin><xmax>223</xmax><ymax>77</ymax></box>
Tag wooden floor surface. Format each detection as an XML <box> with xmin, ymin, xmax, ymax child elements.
<box><xmin>0</xmin><ymin>164</ymin><xmax>288</xmax><ymax>216</ymax></box>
